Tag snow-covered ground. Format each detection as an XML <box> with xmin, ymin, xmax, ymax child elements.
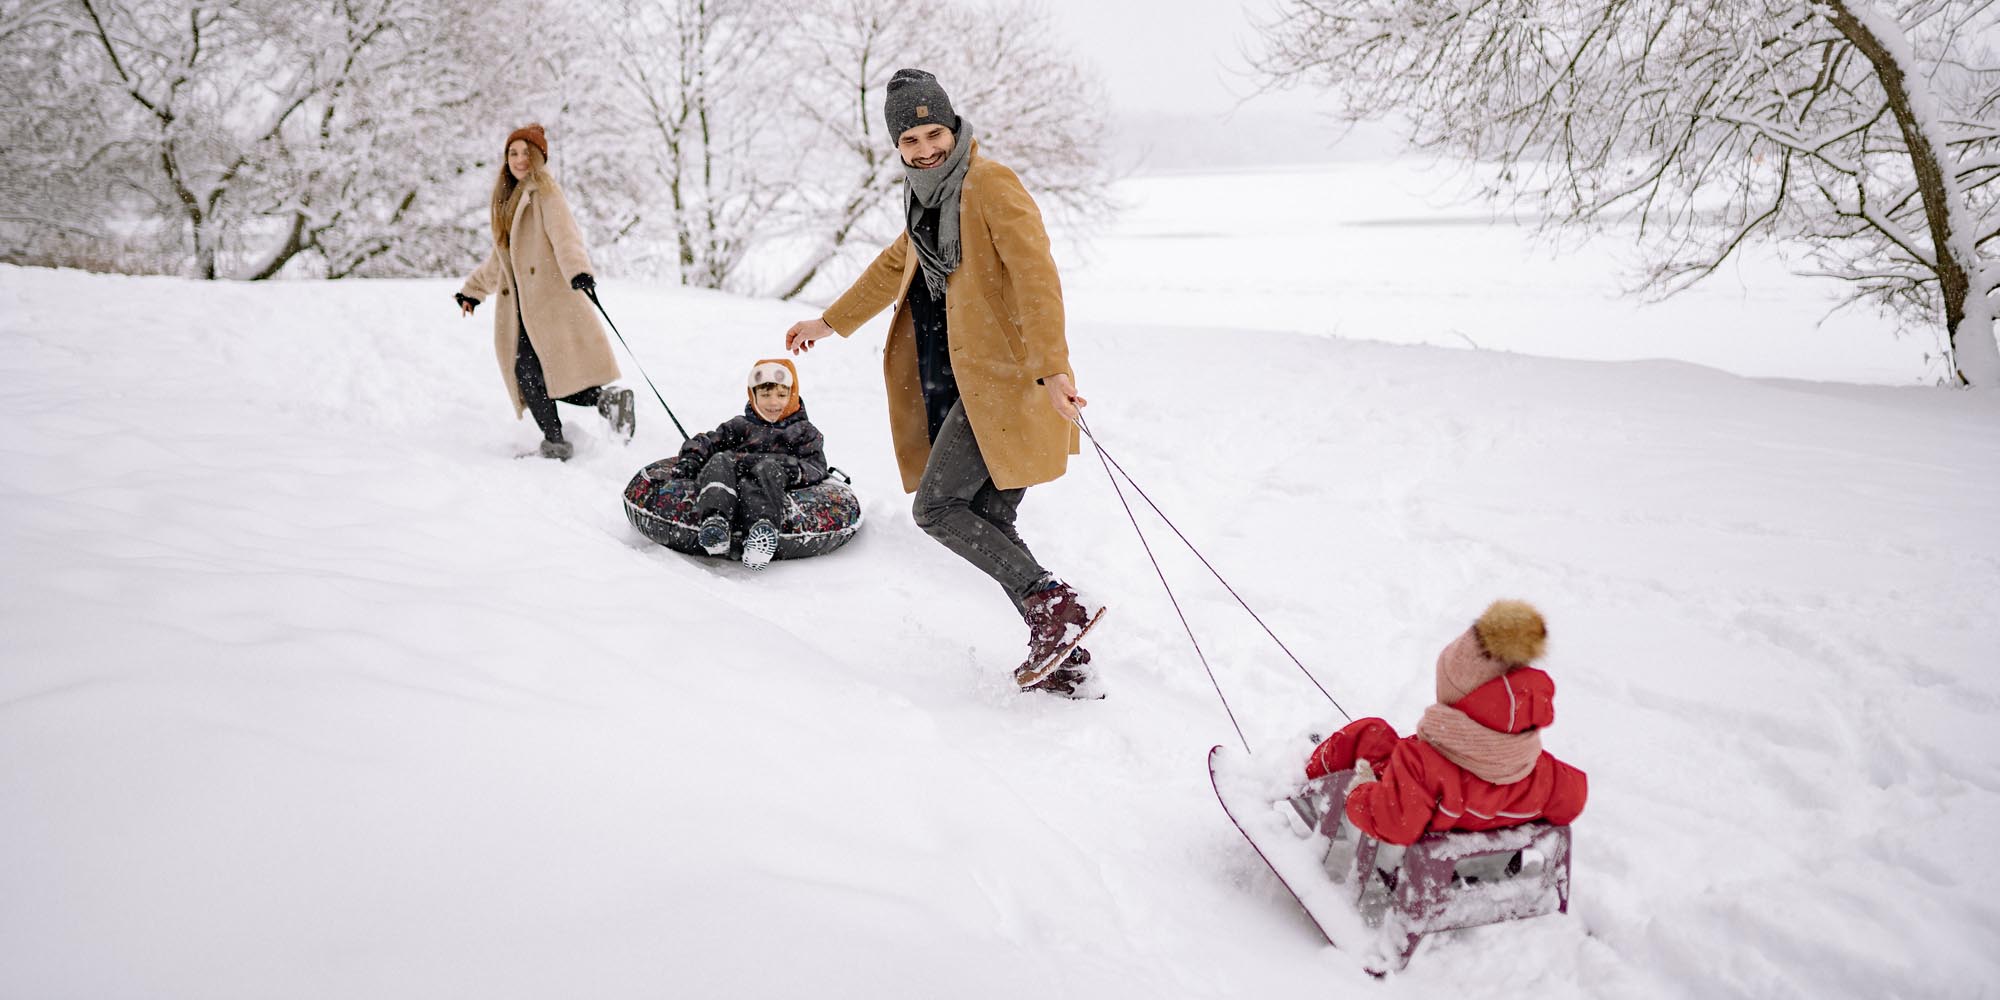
<box><xmin>3</xmin><ymin>159</ymin><xmax>1997</xmax><ymax>999</ymax></box>
<box><xmin>1056</xmin><ymin>162</ymin><xmax>1945</xmax><ymax>385</ymax></box>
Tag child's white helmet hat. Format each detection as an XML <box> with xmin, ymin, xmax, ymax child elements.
<box><xmin>745</xmin><ymin>357</ymin><xmax>804</xmax><ymax>421</ymax></box>
<box><xmin>747</xmin><ymin>361</ymin><xmax>794</xmax><ymax>389</ymax></box>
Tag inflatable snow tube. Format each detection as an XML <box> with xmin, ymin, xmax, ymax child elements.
<box><xmin>622</xmin><ymin>458</ymin><xmax>864</xmax><ymax>560</ymax></box>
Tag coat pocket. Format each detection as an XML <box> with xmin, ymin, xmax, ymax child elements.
<box><xmin>980</xmin><ymin>288</ymin><xmax>1027</xmax><ymax>362</ymax></box>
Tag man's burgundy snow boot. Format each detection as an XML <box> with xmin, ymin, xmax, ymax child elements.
<box><xmin>1024</xmin><ymin>647</ymin><xmax>1102</xmax><ymax>700</ymax></box>
<box><xmin>1014</xmin><ymin>580</ymin><xmax>1104</xmax><ymax>689</ymax></box>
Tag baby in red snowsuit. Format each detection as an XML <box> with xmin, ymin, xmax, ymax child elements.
<box><xmin>1305</xmin><ymin>600</ymin><xmax>1588</xmax><ymax>846</ymax></box>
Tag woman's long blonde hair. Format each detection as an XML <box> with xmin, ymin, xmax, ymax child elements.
<box><xmin>489</xmin><ymin>141</ymin><xmax>553</xmax><ymax>250</ymax></box>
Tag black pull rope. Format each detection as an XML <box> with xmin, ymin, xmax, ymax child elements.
<box><xmin>584</xmin><ymin>286</ymin><xmax>690</xmax><ymax>442</ymax></box>
<box><xmin>1075</xmin><ymin>413</ymin><xmax>1352</xmax><ymax>727</ymax></box>
<box><xmin>1078</xmin><ymin>412</ymin><xmax>1252</xmax><ymax>753</ymax></box>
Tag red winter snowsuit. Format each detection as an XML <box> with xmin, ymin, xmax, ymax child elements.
<box><xmin>1304</xmin><ymin>667</ymin><xmax>1588</xmax><ymax>846</ymax></box>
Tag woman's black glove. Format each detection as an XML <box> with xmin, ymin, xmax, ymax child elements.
<box><xmin>570</xmin><ymin>273</ymin><xmax>595</xmax><ymax>293</ymax></box>
<box><xmin>455</xmin><ymin>292</ymin><xmax>479</xmax><ymax>313</ymax></box>
<box><xmin>671</xmin><ymin>456</ymin><xmax>700</xmax><ymax>480</ymax></box>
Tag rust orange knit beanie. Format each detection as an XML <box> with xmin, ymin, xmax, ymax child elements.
<box><xmin>505</xmin><ymin>123</ymin><xmax>549</xmax><ymax>159</ymax></box>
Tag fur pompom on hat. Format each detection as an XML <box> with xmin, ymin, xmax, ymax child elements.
<box><xmin>1435</xmin><ymin>600</ymin><xmax>1547</xmax><ymax>705</ymax></box>
<box><xmin>746</xmin><ymin>357</ymin><xmax>801</xmax><ymax>421</ymax></box>
<box><xmin>505</xmin><ymin>123</ymin><xmax>549</xmax><ymax>159</ymax></box>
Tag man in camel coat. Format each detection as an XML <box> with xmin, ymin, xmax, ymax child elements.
<box><xmin>785</xmin><ymin>68</ymin><xmax>1106</xmax><ymax>699</ymax></box>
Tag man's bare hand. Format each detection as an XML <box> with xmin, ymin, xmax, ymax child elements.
<box><xmin>786</xmin><ymin>318</ymin><xmax>835</xmax><ymax>355</ymax></box>
<box><xmin>1043</xmin><ymin>372</ymin><xmax>1086</xmax><ymax>421</ymax></box>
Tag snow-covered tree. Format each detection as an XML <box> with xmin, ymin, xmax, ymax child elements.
<box><xmin>761</xmin><ymin>0</ymin><xmax>930</xmax><ymax>301</ymax></box>
<box><xmin>3</xmin><ymin>0</ymin><xmax>1111</xmax><ymax>291</ymax></box>
<box><xmin>572</xmin><ymin>0</ymin><xmax>798</xmax><ymax>290</ymax></box>
<box><xmin>1</xmin><ymin>0</ymin><xmax>162</xmax><ymax>271</ymax></box>
<box><xmin>768</xmin><ymin>0</ymin><xmax>1114</xmax><ymax>301</ymax></box>
<box><xmin>2</xmin><ymin>0</ymin><xmax>531</xmax><ymax>279</ymax></box>
<box><xmin>68</xmin><ymin>0</ymin><xmax>360</xmax><ymax>279</ymax></box>
<box><xmin>234</xmin><ymin>0</ymin><xmax>529</xmax><ymax>280</ymax></box>
<box><xmin>3</xmin><ymin>0</ymin><xmax>276</xmax><ymax>277</ymax></box>
<box><xmin>938</xmin><ymin>1</ymin><xmax>1116</xmax><ymax>217</ymax></box>
<box><xmin>1257</xmin><ymin>0</ymin><xmax>2000</xmax><ymax>385</ymax></box>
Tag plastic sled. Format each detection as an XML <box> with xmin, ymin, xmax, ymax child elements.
<box><xmin>1212</xmin><ymin>746</ymin><xmax>1572</xmax><ymax>974</ymax></box>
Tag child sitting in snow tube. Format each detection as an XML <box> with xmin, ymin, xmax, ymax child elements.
<box><xmin>1305</xmin><ymin>600</ymin><xmax>1588</xmax><ymax>845</ymax></box>
<box><xmin>622</xmin><ymin>358</ymin><xmax>861</xmax><ymax>568</ymax></box>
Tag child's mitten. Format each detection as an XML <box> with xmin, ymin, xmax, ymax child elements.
<box><xmin>1349</xmin><ymin>758</ymin><xmax>1377</xmax><ymax>790</ymax></box>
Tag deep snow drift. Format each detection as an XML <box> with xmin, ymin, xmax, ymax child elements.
<box><xmin>3</xmin><ymin>162</ymin><xmax>1997</xmax><ymax>999</ymax></box>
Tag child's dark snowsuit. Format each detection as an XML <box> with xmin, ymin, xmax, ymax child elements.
<box><xmin>674</xmin><ymin>405</ymin><xmax>828</xmax><ymax>529</ymax></box>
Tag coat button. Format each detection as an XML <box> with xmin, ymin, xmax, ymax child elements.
<box><xmin>500</xmin><ymin>288</ymin><xmax>509</xmax><ymax>296</ymax></box>
<box><xmin>529</xmin><ymin>266</ymin><xmax>535</xmax><ymax>275</ymax></box>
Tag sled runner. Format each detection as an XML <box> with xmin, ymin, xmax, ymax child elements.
<box><xmin>623</xmin><ymin>459</ymin><xmax>863</xmax><ymax>561</ymax></box>
<box><xmin>1209</xmin><ymin>745</ymin><xmax>1572</xmax><ymax>974</ymax></box>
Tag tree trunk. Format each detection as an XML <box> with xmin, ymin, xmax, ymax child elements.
<box><xmin>248</xmin><ymin>212</ymin><xmax>309</xmax><ymax>281</ymax></box>
<box><xmin>191</xmin><ymin>224</ymin><xmax>216</xmax><ymax>280</ymax></box>
<box><xmin>1823</xmin><ymin>1</ymin><xmax>1996</xmax><ymax>385</ymax></box>
<box><xmin>159</xmin><ymin>146</ymin><xmax>217</xmax><ymax>280</ymax></box>
<box><xmin>1956</xmin><ymin>284</ymin><xmax>2000</xmax><ymax>385</ymax></box>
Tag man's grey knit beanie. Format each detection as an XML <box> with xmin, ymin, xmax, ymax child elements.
<box><xmin>884</xmin><ymin>68</ymin><xmax>958</xmax><ymax>139</ymax></box>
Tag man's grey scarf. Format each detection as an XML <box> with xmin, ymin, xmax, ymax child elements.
<box><xmin>903</xmin><ymin>119</ymin><xmax>974</xmax><ymax>299</ymax></box>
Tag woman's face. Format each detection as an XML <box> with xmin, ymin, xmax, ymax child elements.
<box><xmin>896</xmin><ymin>124</ymin><xmax>955</xmax><ymax>170</ymax></box>
<box><xmin>507</xmin><ymin>140</ymin><xmax>535</xmax><ymax>180</ymax></box>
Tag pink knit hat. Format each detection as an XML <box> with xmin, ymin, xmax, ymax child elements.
<box><xmin>1435</xmin><ymin>600</ymin><xmax>1547</xmax><ymax>705</ymax></box>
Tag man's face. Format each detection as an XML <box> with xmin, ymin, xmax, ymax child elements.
<box><xmin>897</xmin><ymin>123</ymin><xmax>955</xmax><ymax>169</ymax></box>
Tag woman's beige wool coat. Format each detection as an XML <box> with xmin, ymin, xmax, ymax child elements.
<box><xmin>461</xmin><ymin>176</ymin><xmax>619</xmax><ymax>415</ymax></box>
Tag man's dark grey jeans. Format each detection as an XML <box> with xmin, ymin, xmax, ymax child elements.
<box><xmin>911</xmin><ymin>400</ymin><xmax>1050</xmax><ymax>616</ymax></box>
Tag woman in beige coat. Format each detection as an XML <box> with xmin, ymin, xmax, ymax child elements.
<box><xmin>785</xmin><ymin>70</ymin><xmax>1105</xmax><ymax>698</ymax></box>
<box><xmin>457</xmin><ymin>123</ymin><xmax>632</xmax><ymax>461</ymax></box>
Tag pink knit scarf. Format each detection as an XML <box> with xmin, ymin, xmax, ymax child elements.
<box><xmin>1416</xmin><ymin>704</ymin><xmax>1542</xmax><ymax>785</ymax></box>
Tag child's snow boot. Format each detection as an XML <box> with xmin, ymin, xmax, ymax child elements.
<box><xmin>697</xmin><ymin>515</ymin><xmax>731</xmax><ymax>556</ymax></box>
<box><xmin>538</xmin><ymin>437</ymin><xmax>574</xmax><ymax>461</ymax></box>
<box><xmin>598</xmin><ymin>386</ymin><xmax>636</xmax><ymax>443</ymax></box>
<box><xmin>741</xmin><ymin>519</ymin><xmax>779</xmax><ymax>570</ymax></box>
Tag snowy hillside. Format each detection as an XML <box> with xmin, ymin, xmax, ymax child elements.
<box><xmin>1050</xmin><ymin>162</ymin><xmax>1945</xmax><ymax>386</ymax></box>
<box><xmin>2</xmin><ymin>165</ymin><xmax>1997</xmax><ymax>998</ymax></box>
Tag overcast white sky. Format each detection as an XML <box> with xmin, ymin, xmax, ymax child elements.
<box><xmin>1043</xmin><ymin>0</ymin><xmax>1323</xmax><ymax>117</ymax></box>
<box><xmin>1039</xmin><ymin>0</ymin><xmax>1391</xmax><ymax>168</ymax></box>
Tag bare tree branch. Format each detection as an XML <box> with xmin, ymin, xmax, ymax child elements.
<box><xmin>1256</xmin><ymin>0</ymin><xmax>2000</xmax><ymax>384</ymax></box>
